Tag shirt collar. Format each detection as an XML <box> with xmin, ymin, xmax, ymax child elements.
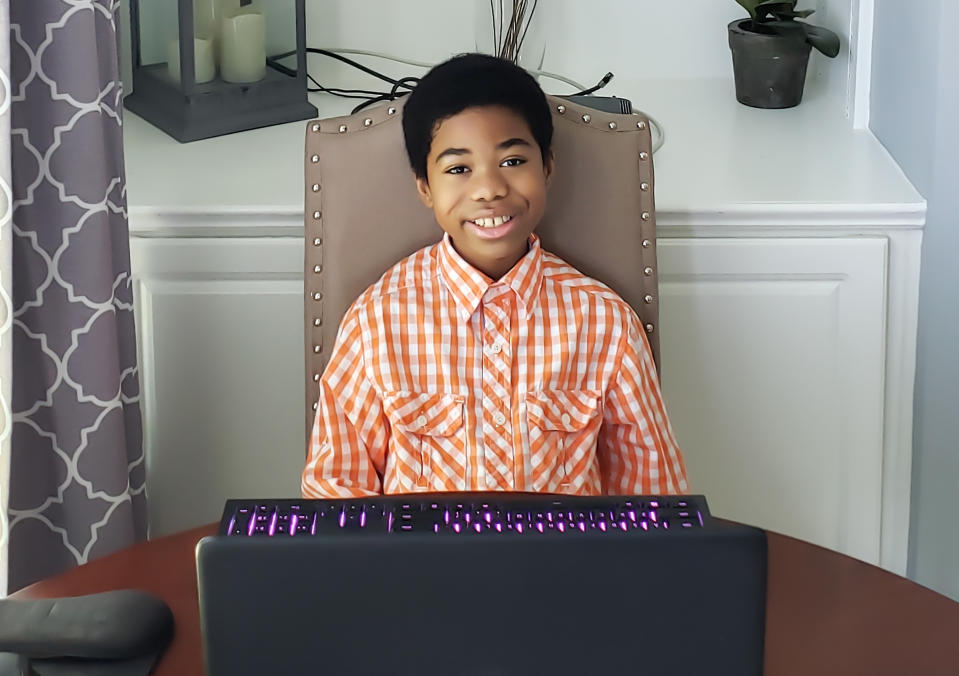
<box><xmin>438</xmin><ymin>233</ymin><xmax>544</xmax><ymax>320</ymax></box>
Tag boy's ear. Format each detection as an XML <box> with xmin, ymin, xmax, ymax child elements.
<box><xmin>544</xmin><ymin>150</ymin><xmax>555</xmax><ymax>185</ymax></box>
<box><xmin>414</xmin><ymin>175</ymin><xmax>434</xmax><ymax>208</ymax></box>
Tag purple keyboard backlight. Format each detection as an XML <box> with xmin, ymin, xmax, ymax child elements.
<box><xmin>220</xmin><ymin>496</ymin><xmax>708</xmax><ymax>538</ymax></box>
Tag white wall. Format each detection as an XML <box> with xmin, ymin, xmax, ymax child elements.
<box><xmin>870</xmin><ymin>0</ymin><xmax>959</xmax><ymax>602</ymax></box>
<box><xmin>120</xmin><ymin>1</ymin><xmax>859</xmax><ymax>116</ymax></box>
<box><xmin>305</xmin><ymin>0</ymin><xmax>854</xmax><ymax>109</ymax></box>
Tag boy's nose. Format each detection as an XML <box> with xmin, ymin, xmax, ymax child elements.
<box><xmin>471</xmin><ymin>168</ymin><xmax>508</xmax><ymax>202</ymax></box>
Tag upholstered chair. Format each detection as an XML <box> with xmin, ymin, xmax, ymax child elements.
<box><xmin>303</xmin><ymin>95</ymin><xmax>659</xmax><ymax>440</ymax></box>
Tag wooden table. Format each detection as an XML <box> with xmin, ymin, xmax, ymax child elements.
<box><xmin>13</xmin><ymin>525</ymin><xmax>959</xmax><ymax>675</ymax></box>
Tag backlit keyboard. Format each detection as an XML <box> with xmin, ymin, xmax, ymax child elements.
<box><xmin>218</xmin><ymin>494</ymin><xmax>708</xmax><ymax>538</ymax></box>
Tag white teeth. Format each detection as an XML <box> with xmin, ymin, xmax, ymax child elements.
<box><xmin>472</xmin><ymin>216</ymin><xmax>511</xmax><ymax>228</ymax></box>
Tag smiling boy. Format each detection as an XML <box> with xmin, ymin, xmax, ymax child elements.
<box><xmin>302</xmin><ymin>53</ymin><xmax>688</xmax><ymax>498</ymax></box>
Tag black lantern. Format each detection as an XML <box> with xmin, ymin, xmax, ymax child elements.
<box><xmin>125</xmin><ymin>0</ymin><xmax>317</xmax><ymax>142</ymax></box>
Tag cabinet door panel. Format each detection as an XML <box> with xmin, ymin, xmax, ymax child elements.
<box><xmin>131</xmin><ymin>238</ymin><xmax>305</xmax><ymax>537</ymax></box>
<box><xmin>658</xmin><ymin>237</ymin><xmax>887</xmax><ymax>563</ymax></box>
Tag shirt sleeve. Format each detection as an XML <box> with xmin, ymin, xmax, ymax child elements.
<box><xmin>597</xmin><ymin>309</ymin><xmax>689</xmax><ymax>495</ymax></box>
<box><xmin>301</xmin><ymin>307</ymin><xmax>387</xmax><ymax>498</ymax></box>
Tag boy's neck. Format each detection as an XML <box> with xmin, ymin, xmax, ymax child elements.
<box><xmin>451</xmin><ymin>238</ymin><xmax>531</xmax><ymax>282</ymax></box>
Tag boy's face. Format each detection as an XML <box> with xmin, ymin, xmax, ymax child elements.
<box><xmin>415</xmin><ymin>105</ymin><xmax>553</xmax><ymax>280</ymax></box>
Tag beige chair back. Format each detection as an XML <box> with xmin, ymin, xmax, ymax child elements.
<box><xmin>303</xmin><ymin>95</ymin><xmax>659</xmax><ymax>439</ymax></box>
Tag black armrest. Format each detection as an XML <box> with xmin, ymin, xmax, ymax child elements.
<box><xmin>0</xmin><ymin>591</ymin><xmax>172</xmax><ymax>676</ymax></box>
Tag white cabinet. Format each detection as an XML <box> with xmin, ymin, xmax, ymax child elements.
<box><xmin>130</xmin><ymin>237</ymin><xmax>305</xmax><ymax>538</ymax></box>
<box><xmin>658</xmin><ymin>237</ymin><xmax>887</xmax><ymax>564</ymax></box>
<box><xmin>129</xmin><ymin>228</ymin><xmax>918</xmax><ymax>574</ymax></box>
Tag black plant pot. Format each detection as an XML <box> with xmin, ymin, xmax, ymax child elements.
<box><xmin>728</xmin><ymin>19</ymin><xmax>812</xmax><ymax>109</ymax></box>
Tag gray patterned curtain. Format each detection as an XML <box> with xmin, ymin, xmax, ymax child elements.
<box><xmin>1</xmin><ymin>0</ymin><xmax>13</xmax><ymax>599</ymax></box>
<box><xmin>2</xmin><ymin>0</ymin><xmax>146</xmax><ymax>594</ymax></box>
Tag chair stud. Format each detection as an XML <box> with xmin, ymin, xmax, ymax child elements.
<box><xmin>313</xmin><ymin>292</ymin><xmax>322</xmax><ymax>301</ymax></box>
<box><xmin>645</xmin><ymin>323</ymin><xmax>655</xmax><ymax>334</ymax></box>
<box><xmin>312</xmin><ymin>210</ymin><xmax>321</xmax><ymax>219</ymax></box>
<box><xmin>313</xmin><ymin>237</ymin><xmax>322</xmax><ymax>246</ymax></box>
<box><xmin>642</xmin><ymin>239</ymin><xmax>652</xmax><ymax>248</ymax></box>
<box><xmin>311</xmin><ymin>123</ymin><xmax>319</xmax><ymax>132</ymax></box>
<box><xmin>644</xmin><ymin>266</ymin><xmax>654</xmax><ymax>276</ymax></box>
<box><xmin>557</xmin><ymin>104</ymin><xmax>566</xmax><ymax>113</ymax></box>
<box><xmin>582</xmin><ymin>114</ymin><xmax>591</xmax><ymax>123</ymax></box>
<box><xmin>608</xmin><ymin>122</ymin><xmax>617</xmax><ymax>130</ymax></box>
<box><xmin>363</xmin><ymin>118</ymin><xmax>373</xmax><ymax>127</ymax></box>
<box><xmin>314</xmin><ymin>265</ymin><xmax>322</xmax><ymax>273</ymax></box>
<box><xmin>641</xmin><ymin>182</ymin><xmax>649</xmax><ymax>191</ymax></box>
<box><xmin>338</xmin><ymin>124</ymin><xmax>348</xmax><ymax>133</ymax></box>
<box><xmin>313</xmin><ymin>345</ymin><xmax>321</xmax><ymax>353</ymax></box>
<box><xmin>637</xmin><ymin>121</ymin><xmax>647</xmax><ymax>130</ymax></box>
<box><xmin>311</xmin><ymin>184</ymin><xmax>319</xmax><ymax>192</ymax></box>
<box><xmin>640</xmin><ymin>151</ymin><xmax>649</xmax><ymax>160</ymax></box>
<box><xmin>642</xmin><ymin>212</ymin><xmax>651</xmax><ymax>221</ymax></box>
<box><xmin>313</xmin><ymin>318</ymin><xmax>321</xmax><ymax>327</ymax></box>
<box><xmin>311</xmin><ymin>154</ymin><xmax>319</xmax><ymax>163</ymax></box>
<box><xmin>644</xmin><ymin>294</ymin><xmax>654</xmax><ymax>304</ymax></box>
<box><xmin>313</xmin><ymin>373</ymin><xmax>320</xmax><ymax>382</ymax></box>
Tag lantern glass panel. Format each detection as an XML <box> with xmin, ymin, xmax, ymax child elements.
<box><xmin>136</xmin><ymin>1</ymin><xmax>180</xmax><ymax>70</ymax></box>
<box><xmin>126</xmin><ymin>0</ymin><xmax>316</xmax><ymax>142</ymax></box>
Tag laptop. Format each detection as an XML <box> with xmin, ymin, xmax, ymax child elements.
<box><xmin>196</xmin><ymin>493</ymin><xmax>766</xmax><ymax>675</ymax></box>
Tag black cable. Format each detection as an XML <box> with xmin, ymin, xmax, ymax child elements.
<box><xmin>572</xmin><ymin>72</ymin><xmax>614</xmax><ymax>97</ymax></box>
<box><xmin>306</xmin><ymin>48</ymin><xmax>410</xmax><ymax>88</ymax></box>
<box><xmin>270</xmin><ymin>51</ymin><xmax>397</xmax><ymax>101</ymax></box>
<box><xmin>271</xmin><ymin>48</ymin><xmax>419</xmax><ymax>108</ymax></box>
<box><xmin>274</xmin><ymin>47</ymin><xmax>614</xmax><ymax>109</ymax></box>
<box><xmin>350</xmin><ymin>89</ymin><xmax>412</xmax><ymax>114</ymax></box>
<box><xmin>307</xmin><ymin>76</ymin><xmax>389</xmax><ymax>98</ymax></box>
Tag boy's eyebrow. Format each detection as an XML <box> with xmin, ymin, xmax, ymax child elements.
<box><xmin>434</xmin><ymin>138</ymin><xmax>533</xmax><ymax>164</ymax></box>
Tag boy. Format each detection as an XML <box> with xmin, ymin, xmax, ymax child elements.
<box><xmin>302</xmin><ymin>53</ymin><xmax>688</xmax><ymax>498</ymax></box>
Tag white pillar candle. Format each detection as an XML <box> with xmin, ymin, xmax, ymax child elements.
<box><xmin>167</xmin><ymin>37</ymin><xmax>216</xmax><ymax>85</ymax></box>
<box><xmin>219</xmin><ymin>9</ymin><xmax>267</xmax><ymax>83</ymax></box>
<box><xmin>193</xmin><ymin>0</ymin><xmax>241</xmax><ymax>56</ymax></box>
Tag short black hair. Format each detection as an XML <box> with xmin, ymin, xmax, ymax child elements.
<box><xmin>402</xmin><ymin>53</ymin><xmax>553</xmax><ymax>180</ymax></box>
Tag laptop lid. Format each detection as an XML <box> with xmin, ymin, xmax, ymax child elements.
<box><xmin>196</xmin><ymin>495</ymin><xmax>766</xmax><ymax>676</ymax></box>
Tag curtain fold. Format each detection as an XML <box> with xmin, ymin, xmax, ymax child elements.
<box><xmin>4</xmin><ymin>0</ymin><xmax>146</xmax><ymax>594</ymax></box>
<box><xmin>1</xmin><ymin>0</ymin><xmax>14</xmax><ymax>599</ymax></box>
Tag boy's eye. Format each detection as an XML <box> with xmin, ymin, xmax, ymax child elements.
<box><xmin>501</xmin><ymin>157</ymin><xmax>526</xmax><ymax>167</ymax></box>
<box><xmin>445</xmin><ymin>165</ymin><xmax>469</xmax><ymax>175</ymax></box>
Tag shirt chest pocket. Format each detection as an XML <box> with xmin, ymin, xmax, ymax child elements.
<box><xmin>384</xmin><ymin>392</ymin><xmax>466</xmax><ymax>490</ymax></box>
<box><xmin>526</xmin><ymin>390</ymin><xmax>602</xmax><ymax>491</ymax></box>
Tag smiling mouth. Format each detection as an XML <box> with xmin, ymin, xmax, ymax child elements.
<box><xmin>467</xmin><ymin>215</ymin><xmax>514</xmax><ymax>229</ymax></box>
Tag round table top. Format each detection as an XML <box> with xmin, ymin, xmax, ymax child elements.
<box><xmin>13</xmin><ymin>524</ymin><xmax>959</xmax><ymax>675</ymax></box>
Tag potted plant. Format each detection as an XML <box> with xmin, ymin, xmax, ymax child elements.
<box><xmin>728</xmin><ymin>0</ymin><xmax>841</xmax><ymax>108</ymax></box>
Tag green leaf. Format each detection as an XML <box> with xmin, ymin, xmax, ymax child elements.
<box><xmin>762</xmin><ymin>19</ymin><xmax>810</xmax><ymax>42</ymax></box>
<box><xmin>752</xmin><ymin>0</ymin><xmax>817</xmax><ymax>22</ymax></box>
<box><xmin>763</xmin><ymin>19</ymin><xmax>842</xmax><ymax>57</ymax></box>
<box><xmin>735</xmin><ymin>0</ymin><xmax>765</xmax><ymax>19</ymax></box>
<box><xmin>756</xmin><ymin>0</ymin><xmax>797</xmax><ymax>15</ymax></box>
<box><xmin>802</xmin><ymin>23</ymin><xmax>841</xmax><ymax>57</ymax></box>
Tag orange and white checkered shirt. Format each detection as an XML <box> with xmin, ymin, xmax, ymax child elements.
<box><xmin>302</xmin><ymin>234</ymin><xmax>688</xmax><ymax>498</ymax></box>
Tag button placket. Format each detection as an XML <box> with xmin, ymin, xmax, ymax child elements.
<box><xmin>480</xmin><ymin>296</ymin><xmax>514</xmax><ymax>488</ymax></box>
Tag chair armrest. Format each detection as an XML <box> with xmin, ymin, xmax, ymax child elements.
<box><xmin>0</xmin><ymin>590</ymin><xmax>172</xmax><ymax>660</ymax></box>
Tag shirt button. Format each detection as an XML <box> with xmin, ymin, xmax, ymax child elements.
<box><xmin>561</xmin><ymin>413</ymin><xmax>571</xmax><ymax>427</ymax></box>
<box><xmin>490</xmin><ymin>342</ymin><xmax>502</xmax><ymax>354</ymax></box>
<box><xmin>415</xmin><ymin>415</ymin><xmax>427</xmax><ymax>429</ymax></box>
<box><xmin>492</xmin><ymin>411</ymin><xmax>507</xmax><ymax>426</ymax></box>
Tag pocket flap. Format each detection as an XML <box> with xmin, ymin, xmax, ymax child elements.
<box><xmin>385</xmin><ymin>392</ymin><xmax>465</xmax><ymax>437</ymax></box>
<box><xmin>526</xmin><ymin>390</ymin><xmax>601</xmax><ymax>431</ymax></box>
